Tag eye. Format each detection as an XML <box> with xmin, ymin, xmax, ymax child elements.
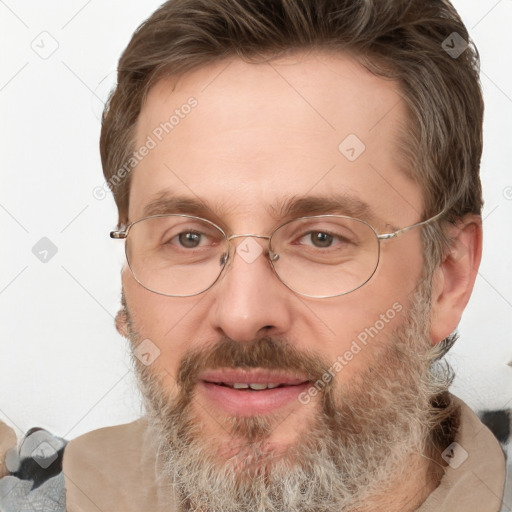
<box><xmin>297</xmin><ymin>230</ymin><xmax>351</xmax><ymax>249</ymax></box>
<box><xmin>161</xmin><ymin>223</ymin><xmax>223</xmax><ymax>250</ymax></box>
<box><xmin>177</xmin><ymin>231</ymin><xmax>203</xmax><ymax>248</ymax></box>
<box><xmin>164</xmin><ymin>229</ymin><xmax>221</xmax><ymax>250</ymax></box>
<box><xmin>306</xmin><ymin>231</ymin><xmax>335</xmax><ymax>248</ymax></box>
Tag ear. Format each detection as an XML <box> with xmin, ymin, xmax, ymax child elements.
<box><xmin>429</xmin><ymin>214</ymin><xmax>482</xmax><ymax>345</ymax></box>
<box><xmin>115</xmin><ymin>307</ymin><xmax>129</xmax><ymax>338</ymax></box>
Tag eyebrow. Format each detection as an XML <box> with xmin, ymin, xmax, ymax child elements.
<box><xmin>143</xmin><ymin>195</ymin><xmax>217</xmax><ymax>219</ymax></box>
<box><xmin>140</xmin><ymin>193</ymin><xmax>379</xmax><ymax>229</ymax></box>
<box><xmin>268</xmin><ymin>194</ymin><xmax>377</xmax><ymax>224</ymax></box>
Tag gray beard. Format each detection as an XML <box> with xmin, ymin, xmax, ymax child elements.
<box><xmin>127</xmin><ymin>286</ymin><xmax>454</xmax><ymax>512</ymax></box>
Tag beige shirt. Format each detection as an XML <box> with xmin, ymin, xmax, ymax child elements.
<box><xmin>0</xmin><ymin>420</ymin><xmax>16</xmax><ymax>479</ymax></box>
<box><xmin>415</xmin><ymin>396</ymin><xmax>508</xmax><ymax>512</ymax></box>
<box><xmin>1</xmin><ymin>395</ymin><xmax>508</xmax><ymax>511</ymax></box>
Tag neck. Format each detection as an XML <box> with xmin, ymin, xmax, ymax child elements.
<box><xmin>358</xmin><ymin>395</ymin><xmax>461</xmax><ymax>512</ymax></box>
<box><xmin>356</xmin><ymin>443</ymin><xmax>447</xmax><ymax>512</ymax></box>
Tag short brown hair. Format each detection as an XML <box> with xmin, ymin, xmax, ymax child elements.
<box><xmin>101</xmin><ymin>0</ymin><xmax>483</xmax><ymax>241</ymax></box>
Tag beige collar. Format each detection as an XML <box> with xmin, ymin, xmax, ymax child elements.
<box><xmin>416</xmin><ymin>395</ymin><xmax>506</xmax><ymax>512</ymax></box>
<box><xmin>0</xmin><ymin>420</ymin><xmax>17</xmax><ymax>479</ymax></box>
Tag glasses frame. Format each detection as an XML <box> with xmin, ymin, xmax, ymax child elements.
<box><xmin>110</xmin><ymin>209</ymin><xmax>446</xmax><ymax>299</ymax></box>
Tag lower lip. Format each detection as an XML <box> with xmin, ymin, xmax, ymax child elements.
<box><xmin>199</xmin><ymin>381</ymin><xmax>311</xmax><ymax>416</ymax></box>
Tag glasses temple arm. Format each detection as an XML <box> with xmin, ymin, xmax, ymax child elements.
<box><xmin>377</xmin><ymin>208</ymin><xmax>448</xmax><ymax>241</ymax></box>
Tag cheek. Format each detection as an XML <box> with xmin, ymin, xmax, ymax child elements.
<box><xmin>311</xmin><ymin>242</ymin><xmax>424</xmax><ymax>380</ymax></box>
<box><xmin>310</xmin><ymin>298</ymin><xmax>405</xmax><ymax>384</ymax></box>
<box><xmin>380</xmin><ymin>232</ymin><xmax>426</xmax><ymax>292</ymax></box>
<box><xmin>121</xmin><ymin>268</ymin><xmax>203</xmax><ymax>376</ymax></box>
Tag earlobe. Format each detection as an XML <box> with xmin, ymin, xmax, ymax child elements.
<box><xmin>429</xmin><ymin>214</ymin><xmax>483</xmax><ymax>345</ymax></box>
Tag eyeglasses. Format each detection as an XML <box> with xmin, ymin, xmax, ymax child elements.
<box><xmin>110</xmin><ymin>210</ymin><xmax>445</xmax><ymax>299</ymax></box>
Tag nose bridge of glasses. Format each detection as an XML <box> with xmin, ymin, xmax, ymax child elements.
<box><xmin>226</xmin><ymin>233</ymin><xmax>271</xmax><ymax>246</ymax></box>
<box><xmin>227</xmin><ymin>233</ymin><xmax>271</xmax><ymax>241</ymax></box>
<box><xmin>225</xmin><ymin>233</ymin><xmax>278</xmax><ymax>263</ymax></box>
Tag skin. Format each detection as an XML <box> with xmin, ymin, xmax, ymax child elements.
<box><xmin>117</xmin><ymin>51</ymin><xmax>482</xmax><ymax>511</ymax></box>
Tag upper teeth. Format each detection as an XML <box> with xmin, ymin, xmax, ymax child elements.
<box><xmin>232</xmin><ymin>383</ymin><xmax>280</xmax><ymax>390</ymax></box>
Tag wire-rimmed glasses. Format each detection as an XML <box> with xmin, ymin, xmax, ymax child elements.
<box><xmin>110</xmin><ymin>210</ymin><xmax>445</xmax><ymax>298</ymax></box>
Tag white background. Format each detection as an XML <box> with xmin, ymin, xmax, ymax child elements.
<box><xmin>1</xmin><ymin>0</ymin><xmax>511</xmax><ymax>442</ymax></box>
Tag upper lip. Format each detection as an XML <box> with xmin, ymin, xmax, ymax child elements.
<box><xmin>198</xmin><ymin>368</ymin><xmax>311</xmax><ymax>385</ymax></box>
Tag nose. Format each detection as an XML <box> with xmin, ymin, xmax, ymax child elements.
<box><xmin>209</xmin><ymin>236</ymin><xmax>294</xmax><ymax>343</ymax></box>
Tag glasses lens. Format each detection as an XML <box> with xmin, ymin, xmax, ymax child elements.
<box><xmin>126</xmin><ymin>215</ymin><xmax>228</xmax><ymax>296</ymax></box>
<box><xmin>270</xmin><ymin>216</ymin><xmax>379</xmax><ymax>297</ymax></box>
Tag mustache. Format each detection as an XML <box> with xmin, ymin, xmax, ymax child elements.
<box><xmin>176</xmin><ymin>336</ymin><xmax>332</xmax><ymax>395</ymax></box>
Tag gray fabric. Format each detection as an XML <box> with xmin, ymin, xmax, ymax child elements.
<box><xmin>0</xmin><ymin>473</ymin><xmax>65</xmax><ymax>512</ymax></box>
<box><xmin>0</xmin><ymin>428</ymin><xmax>66</xmax><ymax>512</ymax></box>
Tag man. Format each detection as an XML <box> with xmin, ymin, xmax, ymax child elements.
<box><xmin>0</xmin><ymin>0</ymin><xmax>509</xmax><ymax>511</ymax></box>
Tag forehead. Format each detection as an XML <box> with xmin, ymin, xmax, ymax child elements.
<box><xmin>130</xmin><ymin>52</ymin><xmax>422</xmax><ymax>228</ymax></box>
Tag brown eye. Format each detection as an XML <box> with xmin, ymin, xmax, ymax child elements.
<box><xmin>309</xmin><ymin>232</ymin><xmax>334</xmax><ymax>248</ymax></box>
<box><xmin>178</xmin><ymin>232</ymin><xmax>202</xmax><ymax>248</ymax></box>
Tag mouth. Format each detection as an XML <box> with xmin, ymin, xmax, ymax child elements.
<box><xmin>197</xmin><ymin>368</ymin><xmax>313</xmax><ymax>416</ymax></box>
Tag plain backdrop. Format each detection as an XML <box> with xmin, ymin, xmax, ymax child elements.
<box><xmin>1</xmin><ymin>0</ymin><xmax>511</xmax><ymax>441</ymax></box>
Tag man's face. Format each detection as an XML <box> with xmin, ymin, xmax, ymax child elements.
<box><xmin>119</xmin><ymin>52</ymin><xmax>443</xmax><ymax>510</ymax></box>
